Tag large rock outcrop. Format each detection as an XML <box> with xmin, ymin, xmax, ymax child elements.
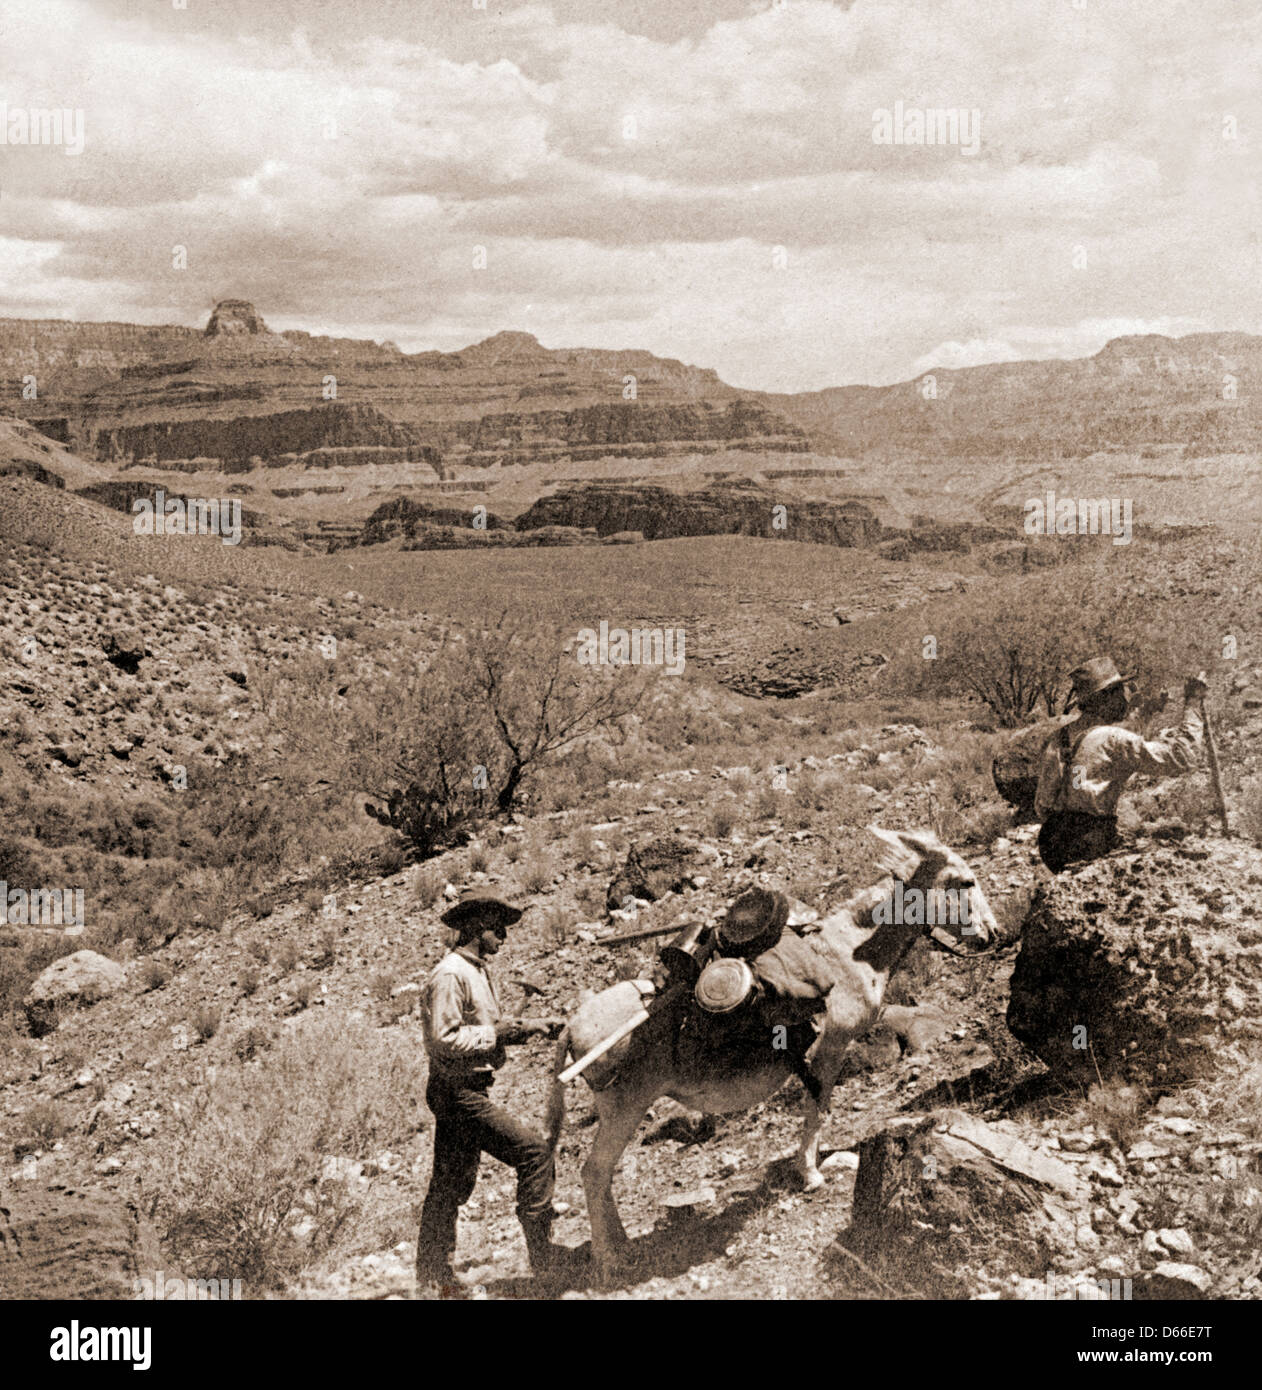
<box><xmin>93</xmin><ymin>404</ymin><xmax>438</xmax><ymax>470</ymax></box>
<box><xmin>517</xmin><ymin>477</ymin><xmax>882</xmax><ymax>544</ymax></box>
<box><xmin>842</xmin><ymin>1109</ymin><xmax>1085</xmax><ymax>1296</ymax></box>
<box><xmin>0</xmin><ymin>1184</ymin><xmax>162</xmax><ymax>1299</ymax></box>
<box><xmin>23</xmin><ymin>950</ymin><xmax>127</xmax><ymax>1036</ymax></box>
<box><xmin>1007</xmin><ymin>836</ymin><xmax>1262</xmax><ymax>1084</ymax></box>
<box><xmin>204</xmin><ymin>298</ymin><xmax>270</xmax><ymax>337</ymax></box>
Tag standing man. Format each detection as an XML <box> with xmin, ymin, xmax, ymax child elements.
<box><xmin>1034</xmin><ymin>656</ymin><xmax>1208</xmax><ymax>873</ymax></box>
<box><xmin>416</xmin><ymin>889</ymin><xmax>564</xmax><ymax>1291</ymax></box>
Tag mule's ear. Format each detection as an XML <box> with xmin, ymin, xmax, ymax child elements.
<box><xmin>868</xmin><ymin>825</ymin><xmax>920</xmax><ymax>880</ymax></box>
<box><xmin>896</xmin><ymin>829</ymin><xmax>948</xmax><ymax>857</ymax></box>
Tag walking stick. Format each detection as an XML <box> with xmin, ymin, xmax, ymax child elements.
<box><xmin>1202</xmin><ymin>705</ymin><xmax>1231</xmax><ymax>836</ymax></box>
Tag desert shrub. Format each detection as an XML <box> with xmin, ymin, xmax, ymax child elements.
<box><xmin>519</xmin><ymin>854</ymin><xmax>553</xmax><ymax>895</ymax></box>
<box><xmin>1086</xmin><ymin>1081</ymin><xmax>1146</xmax><ymax>1154</ymax></box>
<box><xmin>541</xmin><ymin>904</ymin><xmax>570</xmax><ymax>947</ymax></box>
<box><xmin>412</xmin><ymin>863</ymin><xmax>445</xmax><ymax>909</ymax></box>
<box><xmin>232</xmin><ymin>1025</ymin><xmax>274</xmax><ymax>1062</ymax></box>
<box><xmin>369</xmin><ymin>970</ymin><xmax>397</xmax><ymax>1003</ymax></box>
<box><xmin>467</xmin><ymin>842</ymin><xmax>490</xmax><ymax>874</ymax></box>
<box><xmin>247</xmin><ymin>937</ymin><xmax>270</xmax><ymax>963</ymax></box>
<box><xmin>139</xmin><ymin>959</ymin><xmax>171</xmax><ymax>993</ymax></box>
<box><xmin>272</xmin><ymin>940</ymin><xmax>298</xmax><ymax>974</ymax></box>
<box><xmin>239</xmin><ymin>965</ymin><xmax>260</xmax><ymax>997</ymax></box>
<box><xmin>291</xmin><ymin>978</ymin><xmax>315</xmax><ymax>1011</ymax></box>
<box><xmin>1238</xmin><ymin>777</ymin><xmax>1262</xmax><ymax>846</ymax></box>
<box><xmin>709</xmin><ymin>800</ymin><xmax>741</xmax><ymax>839</ymax></box>
<box><xmin>192</xmin><ymin>1006</ymin><xmax>220</xmax><ymax>1041</ymax></box>
<box><xmin>14</xmin><ymin>1099</ymin><xmax>71</xmax><ymax>1154</ymax></box>
<box><xmin>349</xmin><ymin>621</ymin><xmax>646</xmax><ymax>855</ymax></box>
<box><xmin>156</xmin><ymin>1016</ymin><xmax>427</xmax><ymax>1287</ymax></box>
<box><xmin>888</xmin><ymin>556</ymin><xmax>1209</xmax><ymax>727</ymax></box>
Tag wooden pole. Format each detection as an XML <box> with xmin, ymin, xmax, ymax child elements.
<box><xmin>558</xmin><ymin>1008</ymin><xmax>650</xmax><ymax>1084</ymax></box>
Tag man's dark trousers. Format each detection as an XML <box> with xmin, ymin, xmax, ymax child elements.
<box><xmin>417</xmin><ymin>1071</ymin><xmax>555</xmax><ymax>1277</ymax></box>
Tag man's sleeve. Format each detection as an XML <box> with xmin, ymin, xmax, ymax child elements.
<box><xmin>1033</xmin><ymin>739</ymin><xmax>1063</xmax><ymax>819</ymax></box>
<box><xmin>1106</xmin><ymin>706</ymin><xmax>1203</xmax><ymax>777</ymax></box>
<box><xmin>425</xmin><ymin>973</ymin><xmax>497</xmax><ymax>1058</ymax></box>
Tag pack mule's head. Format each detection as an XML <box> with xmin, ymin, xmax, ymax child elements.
<box><xmin>867</xmin><ymin>826</ymin><xmax>998</xmax><ymax>952</ymax></box>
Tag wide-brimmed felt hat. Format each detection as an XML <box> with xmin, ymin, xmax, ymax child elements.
<box><xmin>440</xmin><ymin>889</ymin><xmax>523</xmax><ymax>931</ymax></box>
<box><xmin>1064</xmin><ymin>656</ymin><xmax>1133</xmax><ymax>712</ymax></box>
<box><xmin>718</xmin><ymin>886</ymin><xmax>789</xmax><ymax>957</ymax></box>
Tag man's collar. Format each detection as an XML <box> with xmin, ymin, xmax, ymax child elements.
<box><xmin>455</xmin><ymin>946</ymin><xmax>486</xmax><ymax>969</ymax></box>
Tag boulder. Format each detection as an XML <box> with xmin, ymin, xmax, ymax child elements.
<box><xmin>0</xmin><ymin>1184</ymin><xmax>162</xmax><ymax>1299</ymax></box>
<box><xmin>23</xmin><ymin>950</ymin><xmax>126</xmax><ymax>1036</ymax></box>
<box><xmin>843</xmin><ymin>1109</ymin><xmax>1084</xmax><ymax>1296</ymax></box>
<box><xmin>606</xmin><ymin>835</ymin><xmax>700</xmax><ymax>911</ymax></box>
<box><xmin>1007</xmin><ymin>837</ymin><xmax>1262</xmax><ymax>1084</ymax></box>
<box><xmin>103</xmin><ymin>627</ymin><xmax>146</xmax><ymax>674</ymax></box>
<box><xmin>991</xmin><ymin>716</ymin><xmax>1065</xmax><ymax>821</ymax></box>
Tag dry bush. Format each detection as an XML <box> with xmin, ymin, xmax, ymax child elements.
<box><xmin>369</xmin><ymin>970</ymin><xmax>397</xmax><ymax>1003</ymax></box>
<box><xmin>519</xmin><ymin>854</ymin><xmax>554</xmax><ymax>896</ymax></box>
<box><xmin>239</xmin><ymin>965</ymin><xmax>260</xmax><ymax>997</ymax></box>
<box><xmin>1238</xmin><ymin>777</ymin><xmax>1262</xmax><ymax>846</ymax></box>
<box><xmin>1086</xmin><ymin>1081</ymin><xmax>1146</xmax><ymax>1154</ymax></box>
<box><xmin>412</xmin><ymin>862</ymin><xmax>445</xmax><ymax>909</ymax></box>
<box><xmin>709</xmin><ymin>799</ymin><xmax>741</xmax><ymax>839</ymax></box>
<box><xmin>291</xmin><ymin>977</ymin><xmax>316</xmax><ymax>1011</ymax></box>
<box><xmin>156</xmin><ymin>1016</ymin><xmax>428</xmax><ymax>1287</ymax></box>
<box><xmin>139</xmin><ymin>958</ymin><xmax>171</xmax><ymax>993</ymax></box>
<box><xmin>192</xmin><ymin>1006</ymin><xmax>221</xmax><ymax>1042</ymax></box>
<box><xmin>271</xmin><ymin>940</ymin><xmax>299</xmax><ymax>974</ymax></box>
<box><xmin>14</xmin><ymin>1098</ymin><xmax>72</xmax><ymax>1155</ymax></box>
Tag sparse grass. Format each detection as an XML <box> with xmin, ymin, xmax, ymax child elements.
<box><xmin>292</xmin><ymin>977</ymin><xmax>316</xmax><ymax>1011</ymax></box>
<box><xmin>467</xmin><ymin>842</ymin><xmax>491</xmax><ymax>874</ymax></box>
<box><xmin>247</xmin><ymin>937</ymin><xmax>270</xmax><ymax>964</ymax></box>
<box><xmin>155</xmin><ymin>1015</ymin><xmax>428</xmax><ymax>1288</ymax></box>
<box><xmin>240</xmin><ymin>965</ymin><xmax>260</xmax><ymax>997</ymax></box>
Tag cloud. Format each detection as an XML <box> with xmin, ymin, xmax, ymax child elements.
<box><xmin>0</xmin><ymin>0</ymin><xmax>1259</xmax><ymax>390</ymax></box>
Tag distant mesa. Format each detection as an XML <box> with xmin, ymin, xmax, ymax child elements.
<box><xmin>205</xmin><ymin>299</ymin><xmax>270</xmax><ymax>337</ymax></box>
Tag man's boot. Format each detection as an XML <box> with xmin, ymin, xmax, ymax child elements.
<box><xmin>521</xmin><ymin>1212</ymin><xmax>562</xmax><ymax>1277</ymax></box>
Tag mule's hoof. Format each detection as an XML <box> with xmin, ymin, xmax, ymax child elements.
<box><xmin>799</xmin><ymin>1168</ymin><xmax>825</xmax><ymax>1192</ymax></box>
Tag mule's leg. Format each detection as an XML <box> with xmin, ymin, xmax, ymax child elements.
<box><xmin>796</xmin><ymin>994</ymin><xmax>864</xmax><ymax>1189</ymax></box>
<box><xmin>583</xmin><ymin>1088</ymin><xmax>654</xmax><ymax>1284</ymax></box>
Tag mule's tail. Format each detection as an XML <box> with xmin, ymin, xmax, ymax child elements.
<box><xmin>544</xmin><ymin>1025</ymin><xmax>572</xmax><ymax>1154</ymax></box>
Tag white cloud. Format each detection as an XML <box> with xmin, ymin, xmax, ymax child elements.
<box><xmin>0</xmin><ymin>0</ymin><xmax>1259</xmax><ymax>389</ymax></box>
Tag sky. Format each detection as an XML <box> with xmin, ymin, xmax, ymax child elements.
<box><xmin>0</xmin><ymin>0</ymin><xmax>1259</xmax><ymax>392</ymax></box>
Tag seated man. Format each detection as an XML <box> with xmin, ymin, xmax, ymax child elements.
<box><xmin>1034</xmin><ymin>657</ymin><xmax>1208</xmax><ymax>874</ymax></box>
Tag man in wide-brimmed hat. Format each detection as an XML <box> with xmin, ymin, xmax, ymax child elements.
<box><xmin>1034</xmin><ymin>656</ymin><xmax>1208</xmax><ymax>872</ymax></box>
<box><xmin>416</xmin><ymin>889</ymin><xmax>565</xmax><ymax>1292</ymax></box>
